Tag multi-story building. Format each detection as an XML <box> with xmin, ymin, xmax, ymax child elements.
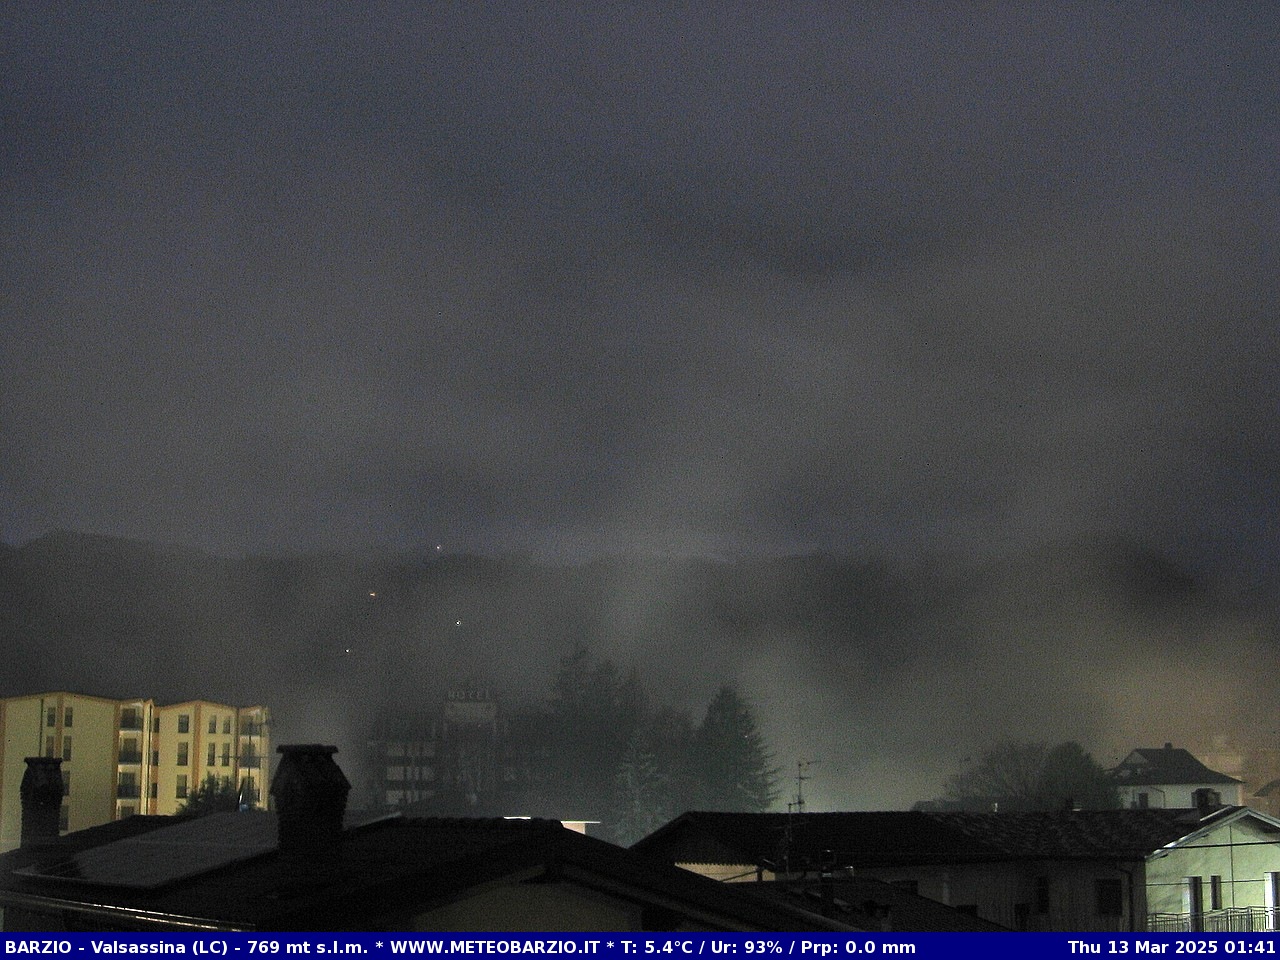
<box><xmin>367</xmin><ymin>681</ymin><xmax>519</xmax><ymax>815</ymax></box>
<box><xmin>0</xmin><ymin>692</ymin><xmax>269</xmax><ymax>852</ymax></box>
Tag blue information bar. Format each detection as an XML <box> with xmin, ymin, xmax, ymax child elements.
<box><xmin>2</xmin><ymin>934</ymin><xmax>1279</xmax><ymax>960</ymax></box>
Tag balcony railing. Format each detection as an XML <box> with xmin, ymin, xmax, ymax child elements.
<box><xmin>116</xmin><ymin>784</ymin><xmax>141</xmax><ymax>799</ymax></box>
<box><xmin>117</xmin><ymin>751</ymin><xmax>143</xmax><ymax>764</ymax></box>
<box><xmin>1148</xmin><ymin>908</ymin><xmax>1280</xmax><ymax>933</ymax></box>
<box><xmin>118</xmin><ymin>717</ymin><xmax>143</xmax><ymax>731</ymax></box>
<box><xmin>238</xmin><ymin>755</ymin><xmax>261</xmax><ymax>768</ymax></box>
<box><xmin>240</xmin><ymin>723</ymin><xmax>266</xmax><ymax>737</ymax></box>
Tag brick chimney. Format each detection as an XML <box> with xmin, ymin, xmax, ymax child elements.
<box><xmin>20</xmin><ymin>757</ymin><xmax>64</xmax><ymax>846</ymax></box>
<box><xmin>269</xmin><ymin>745</ymin><xmax>350</xmax><ymax>852</ymax></box>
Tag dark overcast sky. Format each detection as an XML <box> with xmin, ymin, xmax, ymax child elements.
<box><xmin>4</xmin><ymin>4</ymin><xmax>1278</xmax><ymax>563</ymax></box>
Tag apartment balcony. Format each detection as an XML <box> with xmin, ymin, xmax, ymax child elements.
<box><xmin>118</xmin><ymin>717</ymin><xmax>144</xmax><ymax>731</ymax></box>
<box><xmin>1148</xmin><ymin>907</ymin><xmax>1280</xmax><ymax>933</ymax></box>
<box><xmin>237</xmin><ymin>755</ymin><xmax>261</xmax><ymax>769</ymax></box>
<box><xmin>115</xmin><ymin>784</ymin><xmax>141</xmax><ymax>799</ymax></box>
<box><xmin>117</xmin><ymin>751</ymin><xmax>143</xmax><ymax>764</ymax></box>
<box><xmin>239</xmin><ymin>723</ymin><xmax>266</xmax><ymax>737</ymax></box>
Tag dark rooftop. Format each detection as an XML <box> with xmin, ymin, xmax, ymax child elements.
<box><xmin>1110</xmin><ymin>745</ymin><xmax>1242</xmax><ymax>787</ymax></box>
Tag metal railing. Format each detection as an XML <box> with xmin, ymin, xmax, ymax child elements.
<box><xmin>117</xmin><ymin>751</ymin><xmax>143</xmax><ymax>764</ymax></box>
<box><xmin>1148</xmin><ymin>907</ymin><xmax>1280</xmax><ymax>933</ymax></box>
<box><xmin>115</xmin><ymin>784</ymin><xmax>141</xmax><ymax>799</ymax></box>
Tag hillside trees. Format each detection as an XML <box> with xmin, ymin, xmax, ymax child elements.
<box><xmin>941</xmin><ymin>739</ymin><xmax>1118</xmax><ymax>812</ymax></box>
<box><xmin>538</xmin><ymin>646</ymin><xmax>777</xmax><ymax>842</ymax></box>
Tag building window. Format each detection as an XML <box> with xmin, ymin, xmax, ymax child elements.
<box><xmin>177</xmin><ymin>742</ymin><xmax>189</xmax><ymax>767</ymax></box>
<box><xmin>221</xmin><ymin>744</ymin><xmax>231</xmax><ymax>767</ymax></box>
<box><xmin>45</xmin><ymin>735</ymin><xmax>55</xmax><ymax>758</ymax></box>
<box><xmin>62</xmin><ymin>736</ymin><xmax>72</xmax><ymax>761</ymax></box>
<box><xmin>1187</xmin><ymin>876</ymin><xmax>1204</xmax><ymax>931</ymax></box>
<box><xmin>1267</xmin><ymin>873</ymin><xmax>1280</xmax><ymax>931</ymax></box>
<box><xmin>152</xmin><ymin>750</ymin><xmax>159</xmax><ymax>765</ymax></box>
<box><xmin>1096</xmin><ymin>878</ymin><xmax>1124</xmax><ymax>918</ymax></box>
<box><xmin>176</xmin><ymin>775</ymin><xmax>188</xmax><ymax>799</ymax></box>
<box><xmin>63</xmin><ymin>772</ymin><xmax>70</xmax><ymax>797</ymax></box>
<box><xmin>150</xmin><ymin>783</ymin><xmax>157</xmax><ymax>799</ymax></box>
<box><xmin>209</xmin><ymin>716</ymin><xmax>218</xmax><ymax>734</ymax></box>
<box><xmin>1137</xmin><ymin>792</ymin><xmax>1149</xmax><ymax>809</ymax></box>
<box><xmin>178</xmin><ymin>714</ymin><xmax>190</xmax><ymax>734</ymax></box>
<box><xmin>1211</xmin><ymin>875</ymin><xmax>1223</xmax><ymax>910</ymax></box>
<box><xmin>1194</xmin><ymin>788</ymin><xmax>1222</xmax><ymax>810</ymax></box>
<box><xmin>47</xmin><ymin>707</ymin><xmax>56</xmax><ymax>727</ymax></box>
<box><xmin>1035</xmin><ymin>876</ymin><xmax>1051</xmax><ymax>914</ymax></box>
<box><xmin>119</xmin><ymin>805</ymin><xmax>136</xmax><ymax>818</ymax></box>
<box><xmin>223</xmin><ymin>717</ymin><xmax>232</xmax><ymax>734</ymax></box>
<box><xmin>153</xmin><ymin>717</ymin><xmax>160</xmax><ymax>733</ymax></box>
<box><xmin>58</xmin><ymin>806</ymin><xmax>69</xmax><ymax>832</ymax></box>
<box><xmin>208</xmin><ymin>743</ymin><xmax>216</xmax><ymax>766</ymax></box>
<box><xmin>64</xmin><ymin>707</ymin><xmax>73</xmax><ymax>727</ymax></box>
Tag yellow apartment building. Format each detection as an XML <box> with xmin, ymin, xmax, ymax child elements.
<box><xmin>0</xmin><ymin>692</ymin><xmax>269</xmax><ymax>852</ymax></box>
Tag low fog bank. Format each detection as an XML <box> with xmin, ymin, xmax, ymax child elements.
<box><xmin>3</xmin><ymin>531</ymin><xmax>1276</xmax><ymax>810</ymax></box>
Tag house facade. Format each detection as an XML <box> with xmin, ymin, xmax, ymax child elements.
<box><xmin>0</xmin><ymin>693</ymin><xmax>269</xmax><ymax>852</ymax></box>
<box><xmin>1145</xmin><ymin>806</ymin><xmax>1280</xmax><ymax>932</ymax></box>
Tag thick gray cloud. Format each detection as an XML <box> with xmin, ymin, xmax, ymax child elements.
<box><xmin>5</xmin><ymin>6</ymin><xmax>1280</xmax><ymax>811</ymax></box>
<box><xmin>3</xmin><ymin>3</ymin><xmax>1278</xmax><ymax>565</ymax></box>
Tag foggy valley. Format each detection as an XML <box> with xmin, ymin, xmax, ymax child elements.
<box><xmin>3</xmin><ymin>529</ymin><xmax>1277</xmax><ymax>813</ymax></box>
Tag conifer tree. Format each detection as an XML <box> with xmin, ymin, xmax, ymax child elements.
<box><xmin>689</xmin><ymin>686</ymin><xmax>778</xmax><ymax>811</ymax></box>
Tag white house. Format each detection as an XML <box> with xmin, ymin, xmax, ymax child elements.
<box><xmin>1111</xmin><ymin>743</ymin><xmax>1243</xmax><ymax>810</ymax></box>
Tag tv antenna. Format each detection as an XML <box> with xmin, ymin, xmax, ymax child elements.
<box><xmin>789</xmin><ymin>759</ymin><xmax>817</xmax><ymax>814</ymax></box>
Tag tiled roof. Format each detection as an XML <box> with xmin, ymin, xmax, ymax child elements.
<box><xmin>631</xmin><ymin>808</ymin><xmax>1217</xmax><ymax>870</ymax></box>
<box><xmin>930</xmin><ymin>809</ymin><xmax>1210</xmax><ymax>859</ymax></box>
<box><xmin>1110</xmin><ymin>746</ymin><xmax>1241</xmax><ymax>786</ymax></box>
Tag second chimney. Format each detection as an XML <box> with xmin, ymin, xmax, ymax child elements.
<box><xmin>269</xmin><ymin>744</ymin><xmax>350</xmax><ymax>853</ymax></box>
